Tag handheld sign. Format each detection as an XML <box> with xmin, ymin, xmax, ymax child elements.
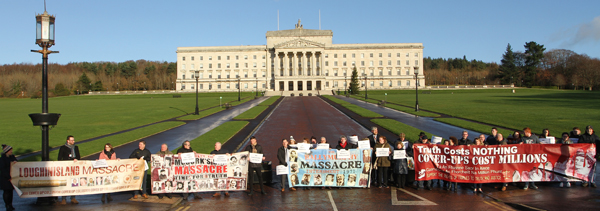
<box><xmin>213</xmin><ymin>155</ymin><xmax>228</xmax><ymax>164</ymax></box>
<box><xmin>92</xmin><ymin>159</ymin><xmax>108</xmax><ymax>168</ymax></box>
<box><xmin>540</xmin><ymin>137</ymin><xmax>556</xmax><ymax>144</ymax></box>
<box><xmin>316</xmin><ymin>144</ymin><xmax>329</xmax><ymax>149</ymax></box>
<box><xmin>376</xmin><ymin>148</ymin><xmax>390</xmax><ymax>157</ymax></box>
<box><xmin>431</xmin><ymin>136</ymin><xmax>443</xmax><ymax>145</ymax></box>
<box><xmin>249</xmin><ymin>153</ymin><xmax>263</xmax><ymax>164</ymax></box>
<box><xmin>358</xmin><ymin>140</ymin><xmax>370</xmax><ymax>149</ymax></box>
<box><xmin>393</xmin><ymin>150</ymin><xmax>406</xmax><ymax>159</ymax></box>
<box><xmin>180</xmin><ymin>152</ymin><xmax>195</xmax><ymax>164</ymax></box>
<box><xmin>337</xmin><ymin>149</ymin><xmax>350</xmax><ymax>159</ymax></box>
<box><xmin>276</xmin><ymin>165</ymin><xmax>288</xmax><ymax>175</ymax></box>
<box><xmin>297</xmin><ymin>143</ymin><xmax>311</xmax><ymax>153</ymax></box>
<box><xmin>348</xmin><ymin>136</ymin><xmax>359</xmax><ymax>145</ymax></box>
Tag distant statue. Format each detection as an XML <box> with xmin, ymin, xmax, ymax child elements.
<box><xmin>295</xmin><ymin>19</ymin><xmax>303</xmax><ymax>29</ymax></box>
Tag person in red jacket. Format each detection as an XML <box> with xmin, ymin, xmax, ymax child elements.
<box><xmin>98</xmin><ymin>143</ymin><xmax>118</xmax><ymax>202</ymax></box>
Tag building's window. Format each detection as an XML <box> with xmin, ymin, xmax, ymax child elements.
<box><xmin>397</xmin><ymin>60</ymin><xmax>401</xmax><ymax>65</ymax></box>
<box><xmin>379</xmin><ymin>69</ymin><xmax>383</xmax><ymax>76</ymax></box>
<box><xmin>352</xmin><ymin>61</ymin><xmax>355</xmax><ymax>66</ymax></box>
<box><xmin>343</xmin><ymin>70</ymin><xmax>347</xmax><ymax>76</ymax></box>
<box><xmin>406</xmin><ymin>53</ymin><xmax>409</xmax><ymax>57</ymax></box>
<box><xmin>236</xmin><ymin>55</ymin><xmax>239</xmax><ymax>60</ymax></box>
<box><xmin>361</xmin><ymin>81</ymin><xmax>365</xmax><ymax>87</ymax></box>
<box><xmin>406</xmin><ymin>70</ymin><xmax>410</xmax><ymax>75</ymax></box>
<box><xmin>397</xmin><ymin>53</ymin><xmax>400</xmax><ymax>57</ymax></box>
<box><xmin>388</xmin><ymin>53</ymin><xmax>391</xmax><ymax>57</ymax></box>
<box><xmin>209</xmin><ymin>73</ymin><xmax>212</xmax><ymax>78</ymax></box>
<box><xmin>388</xmin><ymin>70</ymin><xmax>392</xmax><ymax>75</ymax></box>
<box><xmin>334</xmin><ymin>81</ymin><xmax>338</xmax><ymax>87</ymax></box>
<box><xmin>182</xmin><ymin>57</ymin><xmax>185</xmax><ymax>61</ymax></box>
<box><xmin>253</xmin><ymin>83</ymin><xmax>257</xmax><ymax>88</ymax></box>
<box><xmin>379</xmin><ymin>53</ymin><xmax>382</xmax><ymax>57</ymax></box>
<box><xmin>209</xmin><ymin>84</ymin><xmax>212</xmax><ymax>90</ymax></box>
<box><xmin>334</xmin><ymin>54</ymin><xmax>337</xmax><ymax>58</ymax></box>
<box><xmin>334</xmin><ymin>70</ymin><xmax>338</xmax><ymax>76</ymax></box>
<box><xmin>343</xmin><ymin>61</ymin><xmax>347</xmax><ymax>66</ymax></box>
<box><xmin>262</xmin><ymin>71</ymin><xmax>266</xmax><ymax>77</ymax></box>
<box><xmin>325</xmin><ymin>61</ymin><xmax>329</xmax><ymax>66</ymax></box>
<box><xmin>370</xmin><ymin>69</ymin><xmax>374</xmax><ymax>76</ymax></box>
<box><xmin>181</xmin><ymin>84</ymin><xmax>185</xmax><ymax>89</ymax></box>
<box><xmin>262</xmin><ymin>55</ymin><xmax>266</xmax><ymax>59</ymax></box>
<box><xmin>370</xmin><ymin>61</ymin><xmax>374</xmax><ymax>66</ymax></box>
<box><xmin>388</xmin><ymin>60</ymin><xmax>391</xmax><ymax>66</ymax></box>
<box><xmin>253</xmin><ymin>72</ymin><xmax>257</xmax><ymax>78</ymax></box>
<box><xmin>324</xmin><ymin>54</ymin><xmax>328</xmax><ymax>58</ymax></box>
<box><xmin>397</xmin><ymin>69</ymin><xmax>400</xmax><ymax>75</ymax></box>
<box><xmin>245</xmin><ymin>72</ymin><xmax>248</xmax><ymax>78</ymax></box>
<box><xmin>415</xmin><ymin>60</ymin><xmax>419</xmax><ymax>65</ymax></box>
<box><xmin>370</xmin><ymin>53</ymin><xmax>373</xmax><ymax>58</ymax></box>
<box><xmin>262</xmin><ymin>62</ymin><xmax>266</xmax><ymax>67</ymax></box>
<box><xmin>182</xmin><ymin>64</ymin><xmax>186</xmax><ymax>69</ymax></box>
<box><xmin>253</xmin><ymin>55</ymin><xmax>257</xmax><ymax>60</ymax></box>
<box><xmin>190</xmin><ymin>84</ymin><xmax>194</xmax><ymax>89</ymax></box>
<box><xmin>407</xmin><ymin>80</ymin><xmax>411</xmax><ymax>86</ymax></box>
<box><xmin>245</xmin><ymin>63</ymin><xmax>248</xmax><ymax>68</ymax></box>
<box><xmin>352</xmin><ymin>53</ymin><xmax>355</xmax><ymax>58</ymax></box>
<box><xmin>236</xmin><ymin>63</ymin><xmax>239</xmax><ymax>68</ymax></box>
<box><xmin>361</xmin><ymin>61</ymin><xmax>365</xmax><ymax>66</ymax></box>
<box><xmin>379</xmin><ymin>61</ymin><xmax>383</xmax><ymax>66</ymax></box>
<box><xmin>200</xmin><ymin>84</ymin><xmax>203</xmax><ymax>89</ymax></box>
<box><xmin>361</xmin><ymin>53</ymin><xmax>364</xmax><ymax>58</ymax></box>
<box><xmin>209</xmin><ymin>56</ymin><xmax>212</xmax><ymax>60</ymax></box>
<box><xmin>226</xmin><ymin>73</ymin><xmax>230</xmax><ymax>78</ymax></box>
<box><xmin>379</xmin><ymin>81</ymin><xmax>383</xmax><ymax>87</ymax></box>
<box><xmin>244</xmin><ymin>55</ymin><xmax>248</xmax><ymax>60</ymax></box>
<box><xmin>415</xmin><ymin>53</ymin><xmax>419</xmax><ymax>57</ymax></box>
<box><xmin>191</xmin><ymin>56</ymin><xmax>194</xmax><ymax>61</ymax></box>
<box><xmin>226</xmin><ymin>83</ymin><xmax>230</xmax><ymax>89</ymax></box>
<box><xmin>218</xmin><ymin>73</ymin><xmax>221</xmax><ymax>79</ymax></box>
<box><xmin>343</xmin><ymin>54</ymin><xmax>346</xmax><ymax>58</ymax></box>
<box><xmin>406</xmin><ymin>60</ymin><xmax>409</xmax><ymax>65</ymax></box>
<box><xmin>389</xmin><ymin>81</ymin><xmax>392</xmax><ymax>87</ymax></box>
<box><xmin>325</xmin><ymin>70</ymin><xmax>329</xmax><ymax>76</ymax></box>
<box><xmin>262</xmin><ymin>83</ymin><xmax>266</xmax><ymax>88</ymax></box>
<box><xmin>217</xmin><ymin>63</ymin><xmax>221</xmax><ymax>68</ymax></box>
<box><xmin>200</xmin><ymin>56</ymin><xmax>203</xmax><ymax>60</ymax></box>
<box><xmin>244</xmin><ymin>83</ymin><xmax>248</xmax><ymax>89</ymax></box>
<box><xmin>253</xmin><ymin>62</ymin><xmax>257</xmax><ymax>68</ymax></box>
<box><xmin>226</xmin><ymin>63</ymin><xmax>230</xmax><ymax>68</ymax></box>
<box><xmin>191</xmin><ymin>73</ymin><xmax>195</xmax><ymax>79</ymax></box>
<box><xmin>182</xmin><ymin>74</ymin><xmax>185</xmax><ymax>79</ymax></box>
<box><xmin>334</xmin><ymin>61</ymin><xmax>338</xmax><ymax>66</ymax></box>
<box><xmin>226</xmin><ymin>56</ymin><xmax>229</xmax><ymax>60</ymax></box>
<box><xmin>199</xmin><ymin>73</ymin><xmax>203</xmax><ymax>79</ymax></box>
<box><xmin>397</xmin><ymin>81</ymin><xmax>401</xmax><ymax>86</ymax></box>
<box><xmin>200</xmin><ymin>64</ymin><xmax>204</xmax><ymax>69</ymax></box>
<box><xmin>218</xmin><ymin>56</ymin><xmax>221</xmax><ymax>60</ymax></box>
<box><xmin>191</xmin><ymin>64</ymin><xmax>195</xmax><ymax>69</ymax></box>
<box><xmin>218</xmin><ymin>83</ymin><xmax>221</xmax><ymax>89</ymax></box>
<box><xmin>326</xmin><ymin>81</ymin><xmax>329</xmax><ymax>87</ymax></box>
<box><xmin>370</xmin><ymin>81</ymin><xmax>374</xmax><ymax>87</ymax></box>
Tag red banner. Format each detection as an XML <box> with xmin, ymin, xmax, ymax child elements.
<box><xmin>413</xmin><ymin>143</ymin><xmax>596</xmax><ymax>183</ymax></box>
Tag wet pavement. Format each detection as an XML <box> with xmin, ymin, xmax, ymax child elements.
<box><xmin>84</xmin><ymin>97</ymin><xmax>268</xmax><ymax>160</ymax></box>
<box><xmin>334</xmin><ymin>96</ymin><xmax>483</xmax><ymax>139</ymax></box>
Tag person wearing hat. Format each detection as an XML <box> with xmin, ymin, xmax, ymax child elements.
<box><xmin>58</xmin><ymin>135</ymin><xmax>80</xmax><ymax>204</ymax></box>
<box><xmin>1</xmin><ymin>145</ymin><xmax>17</xmax><ymax>211</ymax></box>
<box><xmin>578</xmin><ymin>125</ymin><xmax>599</xmax><ymax>188</ymax></box>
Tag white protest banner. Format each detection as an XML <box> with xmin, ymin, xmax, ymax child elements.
<box><xmin>276</xmin><ymin>165</ymin><xmax>288</xmax><ymax>175</ymax></box>
<box><xmin>393</xmin><ymin>150</ymin><xmax>406</xmax><ymax>159</ymax></box>
<box><xmin>213</xmin><ymin>155</ymin><xmax>228</xmax><ymax>164</ymax></box>
<box><xmin>92</xmin><ymin>159</ymin><xmax>108</xmax><ymax>168</ymax></box>
<box><xmin>358</xmin><ymin>140</ymin><xmax>370</xmax><ymax>149</ymax></box>
<box><xmin>337</xmin><ymin>149</ymin><xmax>350</xmax><ymax>159</ymax></box>
<box><xmin>297</xmin><ymin>143</ymin><xmax>311</xmax><ymax>153</ymax></box>
<box><xmin>376</xmin><ymin>148</ymin><xmax>389</xmax><ymax>157</ymax></box>
<box><xmin>571</xmin><ymin>138</ymin><xmax>579</xmax><ymax>143</ymax></box>
<box><xmin>316</xmin><ymin>144</ymin><xmax>330</xmax><ymax>149</ymax></box>
<box><xmin>249</xmin><ymin>153</ymin><xmax>263</xmax><ymax>164</ymax></box>
<box><xmin>180</xmin><ymin>152</ymin><xmax>195</xmax><ymax>164</ymax></box>
<box><xmin>11</xmin><ymin>159</ymin><xmax>146</xmax><ymax>198</ymax></box>
<box><xmin>144</xmin><ymin>160</ymin><xmax>149</xmax><ymax>171</ymax></box>
<box><xmin>431</xmin><ymin>136</ymin><xmax>443</xmax><ymax>145</ymax></box>
<box><xmin>540</xmin><ymin>137</ymin><xmax>556</xmax><ymax>144</ymax></box>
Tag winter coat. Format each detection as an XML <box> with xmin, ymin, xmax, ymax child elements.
<box><xmin>521</xmin><ymin>134</ymin><xmax>540</xmax><ymax>144</ymax></box>
<box><xmin>579</xmin><ymin>132</ymin><xmax>600</xmax><ymax>156</ymax></box>
<box><xmin>392</xmin><ymin>148</ymin><xmax>410</xmax><ymax>174</ymax></box>
<box><xmin>335</xmin><ymin>141</ymin><xmax>357</xmax><ymax>150</ymax></box>
<box><xmin>129</xmin><ymin>148</ymin><xmax>151</xmax><ymax>162</ymax></box>
<box><xmin>374</xmin><ymin>142</ymin><xmax>393</xmax><ymax>168</ymax></box>
<box><xmin>245</xmin><ymin>144</ymin><xmax>264</xmax><ymax>168</ymax></box>
<box><xmin>0</xmin><ymin>154</ymin><xmax>17</xmax><ymax>190</ymax></box>
<box><xmin>277</xmin><ymin>146</ymin><xmax>288</xmax><ymax>166</ymax></box>
<box><xmin>99</xmin><ymin>150</ymin><xmax>116</xmax><ymax>160</ymax></box>
<box><xmin>58</xmin><ymin>145</ymin><xmax>80</xmax><ymax>161</ymax></box>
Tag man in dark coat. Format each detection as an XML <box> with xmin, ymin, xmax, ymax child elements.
<box><xmin>485</xmin><ymin>128</ymin><xmax>499</xmax><ymax>145</ymax></box>
<box><xmin>176</xmin><ymin>140</ymin><xmax>201</xmax><ymax>201</ymax></box>
<box><xmin>129</xmin><ymin>140</ymin><xmax>151</xmax><ymax>199</ymax></box>
<box><xmin>1</xmin><ymin>145</ymin><xmax>17</xmax><ymax>211</ymax></box>
<box><xmin>245</xmin><ymin>136</ymin><xmax>266</xmax><ymax>195</ymax></box>
<box><xmin>277</xmin><ymin>139</ymin><xmax>295</xmax><ymax>191</ymax></box>
<box><xmin>58</xmin><ymin>135</ymin><xmax>80</xmax><ymax>204</ymax></box>
<box><xmin>367</xmin><ymin>127</ymin><xmax>385</xmax><ymax>186</ymax></box>
<box><xmin>458</xmin><ymin>131</ymin><xmax>472</xmax><ymax>146</ymax></box>
<box><xmin>579</xmin><ymin>125</ymin><xmax>599</xmax><ymax>188</ymax></box>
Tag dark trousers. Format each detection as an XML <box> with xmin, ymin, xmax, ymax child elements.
<box><xmin>418</xmin><ymin>180</ymin><xmax>432</xmax><ymax>188</ymax></box>
<box><xmin>248</xmin><ymin>166</ymin><xmax>264</xmax><ymax>193</ymax></box>
<box><xmin>3</xmin><ymin>189</ymin><xmax>13</xmax><ymax>208</ymax></box>
<box><xmin>134</xmin><ymin>172</ymin><xmax>147</xmax><ymax>195</ymax></box>
<box><xmin>280</xmin><ymin>175</ymin><xmax>289</xmax><ymax>190</ymax></box>
<box><xmin>378</xmin><ymin>167</ymin><xmax>389</xmax><ymax>186</ymax></box>
<box><xmin>158</xmin><ymin>193</ymin><xmax>172</xmax><ymax>198</ymax></box>
<box><xmin>371</xmin><ymin>165</ymin><xmax>378</xmax><ymax>184</ymax></box>
<box><xmin>182</xmin><ymin>192</ymin><xmax>197</xmax><ymax>200</ymax></box>
<box><xmin>395</xmin><ymin>174</ymin><xmax>406</xmax><ymax>188</ymax></box>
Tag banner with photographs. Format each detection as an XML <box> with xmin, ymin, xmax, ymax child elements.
<box><xmin>287</xmin><ymin>149</ymin><xmax>372</xmax><ymax>188</ymax></box>
<box><xmin>10</xmin><ymin>159</ymin><xmax>146</xmax><ymax>198</ymax></box>
<box><xmin>413</xmin><ymin>143</ymin><xmax>596</xmax><ymax>183</ymax></box>
<box><xmin>150</xmin><ymin>152</ymin><xmax>249</xmax><ymax>193</ymax></box>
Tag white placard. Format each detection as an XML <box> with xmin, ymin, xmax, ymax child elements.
<box><xmin>348</xmin><ymin>136</ymin><xmax>359</xmax><ymax>145</ymax></box>
<box><xmin>540</xmin><ymin>137</ymin><xmax>556</xmax><ymax>144</ymax></box>
<box><xmin>571</xmin><ymin>138</ymin><xmax>579</xmax><ymax>143</ymax></box>
<box><xmin>358</xmin><ymin>140</ymin><xmax>371</xmax><ymax>149</ymax></box>
<box><xmin>297</xmin><ymin>143</ymin><xmax>311</xmax><ymax>153</ymax></box>
<box><xmin>213</xmin><ymin>155</ymin><xmax>227</xmax><ymax>164</ymax></box>
<box><xmin>180</xmin><ymin>152</ymin><xmax>195</xmax><ymax>164</ymax></box>
<box><xmin>432</xmin><ymin>136</ymin><xmax>443</xmax><ymax>144</ymax></box>
<box><xmin>276</xmin><ymin>165</ymin><xmax>288</xmax><ymax>175</ymax></box>
<box><xmin>288</xmin><ymin>144</ymin><xmax>298</xmax><ymax>149</ymax></box>
<box><xmin>92</xmin><ymin>159</ymin><xmax>108</xmax><ymax>168</ymax></box>
<box><xmin>144</xmin><ymin>160</ymin><xmax>149</xmax><ymax>171</ymax></box>
<box><xmin>249</xmin><ymin>153</ymin><xmax>263</xmax><ymax>164</ymax></box>
<box><xmin>376</xmin><ymin>148</ymin><xmax>390</xmax><ymax>157</ymax></box>
<box><xmin>337</xmin><ymin>149</ymin><xmax>350</xmax><ymax>159</ymax></box>
<box><xmin>393</xmin><ymin>150</ymin><xmax>406</xmax><ymax>159</ymax></box>
<box><xmin>316</xmin><ymin>144</ymin><xmax>330</xmax><ymax>149</ymax></box>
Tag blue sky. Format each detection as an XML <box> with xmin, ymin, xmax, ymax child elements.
<box><xmin>1</xmin><ymin>0</ymin><xmax>599</xmax><ymax>65</ymax></box>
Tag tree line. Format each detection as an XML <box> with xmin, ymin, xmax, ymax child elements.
<box><xmin>0</xmin><ymin>60</ymin><xmax>176</xmax><ymax>98</ymax></box>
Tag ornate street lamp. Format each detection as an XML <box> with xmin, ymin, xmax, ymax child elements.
<box><xmin>414</xmin><ymin>68</ymin><xmax>419</xmax><ymax>112</ymax></box>
<box><xmin>195</xmin><ymin>70</ymin><xmax>199</xmax><ymax>115</ymax></box>
<box><xmin>29</xmin><ymin>6</ymin><xmax>60</xmax><ymax>205</ymax></box>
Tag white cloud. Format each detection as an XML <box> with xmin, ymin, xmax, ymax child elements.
<box><xmin>558</xmin><ymin>16</ymin><xmax>600</xmax><ymax>47</ymax></box>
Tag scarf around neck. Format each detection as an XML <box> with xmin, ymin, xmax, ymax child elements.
<box><xmin>65</xmin><ymin>141</ymin><xmax>75</xmax><ymax>159</ymax></box>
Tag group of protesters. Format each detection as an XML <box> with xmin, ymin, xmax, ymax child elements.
<box><xmin>1</xmin><ymin>125</ymin><xmax>599</xmax><ymax>209</ymax></box>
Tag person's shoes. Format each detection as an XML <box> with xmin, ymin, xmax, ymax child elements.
<box><xmin>531</xmin><ymin>185</ymin><xmax>538</xmax><ymax>190</ymax></box>
<box><xmin>71</xmin><ymin>198</ymin><xmax>79</xmax><ymax>204</ymax></box>
<box><xmin>321</xmin><ymin>187</ymin><xmax>325</xmax><ymax>190</ymax></box>
<box><xmin>282</xmin><ymin>188</ymin><xmax>285</xmax><ymax>192</ymax></box>
<box><xmin>101</xmin><ymin>195</ymin><xmax>106</xmax><ymax>202</ymax></box>
<box><xmin>291</xmin><ymin>187</ymin><xmax>296</xmax><ymax>191</ymax></box>
<box><xmin>107</xmin><ymin>195</ymin><xmax>113</xmax><ymax>202</ymax></box>
<box><xmin>261</xmin><ymin>191</ymin><xmax>267</xmax><ymax>195</ymax></box>
<box><xmin>478</xmin><ymin>188</ymin><xmax>483</xmax><ymax>193</ymax></box>
<box><xmin>501</xmin><ymin>186</ymin><xmax>506</xmax><ymax>191</ymax></box>
<box><xmin>142</xmin><ymin>194</ymin><xmax>148</xmax><ymax>199</ymax></box>
<box><xmin>224</xmin><ymin>192</ymin><xmax>229</xmax><ymax>196</ymax></box>
<box><xmin>132</xmin><ymin>195</ymin><xmax>138</xmax><ymax>199</ymax></box>
<box><xmin>559</xmin><ymin>183</ymin><xmax>564</xmax><ymax>188</ymax></box>
<box><xmin>583</xmin><ymin>182</ymin><xmax>589</xmax><ymax>187</ymax></box>
<box><xmin>158</xmin><ymin>196</ymin><xmax>164</xmax><ymax>199</ymax></box>
<box><xmin>566</xmin><ymin>182</ymin><xmax>571</xmax><ymax>188</ymax></box>
<box><xmin>453</xmin><ymin>188</ymin><xmax>457</xmax><ymax>192</ymax></box>
<box><xmin>592</xmin><ymin>183</ymin><xmax>597</xmax><ymax>188</ymax></box>
<box><xmin>426</xmin><ymin>186</ymin><xmax>432</xmax><ymax>190</ymax></box>
<box><xmin>213</xmin><ymin>193</ymin><xmax>221</xmax><ymax>197</ymax></box>
<box><xmin>8</xmin><ymin>205</ymin><xmax>15</xmax><ymax>211</ymax></box>
<box><xmin>523</xmin><ymin>186</ymin><xmax>529</xmax><ymax>190</ymax></box>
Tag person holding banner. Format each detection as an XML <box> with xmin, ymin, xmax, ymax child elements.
<box><xmin>156</xmin><ymin>144</ymin><xmax>173</xmax><ymax>199</ymax></box>
<box><xmin>416</xmin><ymin>136</ymin><xmax>433</xmax><ymax>190</ymax></box>
<box><xmin>58</xmin><ymin>135</ymin><xmax>80</xmax><ymax>204</ymax></box>
<box><xmin>540</xmin><ymin>129</ymin><xmax>551</xmax><ymax>139</ymax></box>
<box><xmin>579</xmin><ymin>125</ymin><xmax>599</xmax><ymax>188</ymax></box>
<box><xmin>277</xmin><ymin>139</ymin><xmax>296</xmax><ymax>192</ymax></box>
<box><xmin>211</xmin><ymin>142</ymin><xmax>230</xmax><ymax>197</ymax></box>
<box><xmin>177</xmin><ymin>141</ymin><xmax>202</xmax><ymax>201</ymax></box>
<box><xmin>521</xmin><ymin>128</ymin><xmax>540</xmax><ymax>190</ymax></box>
<box><xmin>558</xmin><ymin>132</ymin><xmax>573</xmax><ymax>188</ymax></box>
<box><xmin>98</xmin><ymin>143</ymin><xmax>118</xmax><ymax>202</ymax></box>
<box><xmin>245</xmin><ymin>137</ymin><xmax>266</xmax><ymax>195</ymax></box>
<box><xmin>392</xmin><ymin>141</ymin><xmax>410</xmax><ymax>189</ymax></box>
<box><xmin>508</xmin><ymin>131</ymin><xmax>522</xmax><ymax>145</ymax></box>
<box><xmin>485</xmin><ymin>128</ymin><xmax>499</xmax><ymax>145</ymax></box>
<box><xmin>130</xmin><ymin>140</ymin><xmax>151</xmax><ymax>199</ymax></box>
<box><xmin>1</xmin><ymin>145</ymin><xmax>17</xmax><ymax>211</ymax></box>
<box><xmin>458</xmin><ymin>131</ymin><xmax>472</xmax><ymax>146</ymax></box>
<box><xmin>570</xmin><ymin>127</ymin><xmax>582</xmax><ymax>140</ymax></box>
<box><xmin>310</xmin><ymin>136</ymin><xmax>319</xmax><ymax>149</ymax></box>
<box><xmin>368</xmin><ymin>127</ymin><xmax>385</xmax><ymax>187</ymax></box>
<box><xmin>374</xmin><ymin>136</ymin><xmax>393</xmax><ymax>188</ymax></box>
<box><xmin>473</xmin><ymin>138</ymin><xmax>485</xmax><ymax>193</ymax></box>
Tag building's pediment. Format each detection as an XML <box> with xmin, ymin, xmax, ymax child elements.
<box><xmin>274</xmin><ymin>38</ymin><xmax>325</xmax><ymax>49</ymax></box>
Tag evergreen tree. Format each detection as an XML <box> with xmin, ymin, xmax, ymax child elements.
<box><xmin>77</xmin><ymin>72</ymin><xmax>92</xmax><ymax>93</ymax></box>
<box><xmin>498</xmin><ymin>43</ymin><xmax>517</xmax><ymax>84</ymax></box>
<box><xmin>524</xmin><ymin>41</ymin><xmax>546</xmax><ymax>87</ymax></box>
<box><xmin>349</xmin><ymin>66</ymin><xmax>359</xmax><ymax>94</ymax></box>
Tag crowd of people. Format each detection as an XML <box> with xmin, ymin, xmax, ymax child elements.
<box><xmin>1</xmin><ymin>125</ymin><xmax>598</xmax><ymax>209</ymax></box>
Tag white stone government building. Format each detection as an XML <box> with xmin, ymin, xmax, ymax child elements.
<box><xmin>176</xmin><ymin>21</ymin><xmax>424</xmax><ymax>96</ymax></box>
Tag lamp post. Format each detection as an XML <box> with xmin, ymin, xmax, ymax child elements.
<box><xmin>30</xmin><ymin>7</ymin><xmax>61</xmax><ymax>205</ymax></box>
<box><xmin>414</xmin><ymin>69</ymin><xmax>419</xmax><ymax>112</ymax></box>
<box><xmin>195</xmin><ymin>70</ymin><xmax>199</xmax><ymax>115</ymax></box>
<box><xmin>237</xmin><ymin>75</ymin><xmax>241</xmax><ymax>101</ymax></box>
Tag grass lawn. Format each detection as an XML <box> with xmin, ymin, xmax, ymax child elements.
<box><xmin>234</xmin><ymin>106</ymin><xmax>269</xmax><ymax>120</ymax></box>
<box><xmin>177</xmin><ymin>107</ymin><xmax>226</xmax><ymax>120</ymax></box>
<box><xmin>357</xmin><ymin>89</ymin><xmax>600</xmax><ymax>135</ymax></box>
<box><xmin>434</xmin><ymin>118</ymin><xmax>514</xmax><ymax>137</ymax></box>
<box><xmin>322</xmin><ymin>96</ymin><xmax>383</xmax><ymax>118</ymax></box>
<box><xmin>1</xmin><ymin>92</ymin><xmax>253</xmax><ymax>156</ymax></box>
<box><xmin>22</xmin><ymin>121</ymin><xmax>186</xmax><ymax>161</ymax></box>
<box><xmin>371</xmin><ymin>119</ymin><xmax>436</xmax><ymax>143</ymax></box>
<box><xmin>174</xmin><ymin>121</ymin><xmax>249</xmax><ymax>154</ymax></box>
<box><xmin>258</xmin><ymin>96</ymin><xmax>281</xmax><ymax>106</ymax></box>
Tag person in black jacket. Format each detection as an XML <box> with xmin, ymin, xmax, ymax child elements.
<box><xmin>485</xmin><ymin>128</ymin><xmax>499</xmax><ymax>145</ymax></box>
<box><xmin>245</xmin><ymin>136</ymin><xmax>266</xmax><ymax>195</ymax></box>
<box><xmin>176</xmin><ymin>140</ymin><xmax>201</xmax><ymax>201</ymax></box>
<box><xmin>1</xmin><ymin>145</ymin><xmax>17</xmax><ymax>211</ymax></box>
<box><xmin>129</xmin><ymin>140</ymin><xmax>151</xmax><ymax>199</ymax></box>
<box><xmin>277</xmin><ymin>139</ymin><xmax>295</xmax><ymax>191</ymax></box>
<box><xmin>458</xmin><ymin>131</ymin><xmax>472</xmax><ymax>146</ymax></box>
<box><xmin>579</xmin><ymin>125</ymin><xmax>599</xmax><ymax>188</ymax></box>
<box><xmin>335</xmin><ymin>135</ymin><xmax>357</xmax><ymax>150</ymax></box>
<box><xmin>210</xmin><ymin>142</ymin><xmax>230</xmax><ymax>197</ymax></box>
<box><xmin>58</xmin><ymin>135</ymin><xmax>80</xmax><ymax>205</ymax></box>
